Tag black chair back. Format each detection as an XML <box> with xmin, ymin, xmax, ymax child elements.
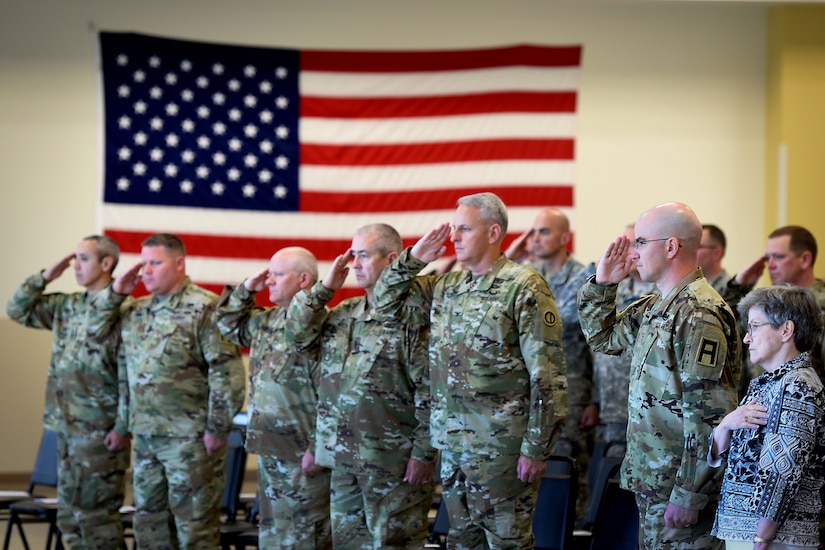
<box><xmin>588</xmin><ymin>478</ymin><xmax>639</xmax><ymax>550</ymax></box>
<box><xmin>220</xmin><ymin>427</ymin><xmax>247</xmax><ymax>522</ymax></box>
<box><xmin>533</xmin><ymin>454</ymin><xmax>578</xmax><ymax>550</ymax></box>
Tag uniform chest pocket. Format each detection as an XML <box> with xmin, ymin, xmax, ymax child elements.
<box><xmin>631</xmin><ymin>316</ymin><xmax>674</xmax><ymax>399</ymax></box>
<box><xmin>161</xmin><ymin>325</ymin><xmax>197</xmax><ymax>362</ymax></box>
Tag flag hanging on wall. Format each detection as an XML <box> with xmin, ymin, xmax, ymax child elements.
<box><xmin>98</xmin><ymin>32</ymin><xmax>581</xmax><ymax>303</ymax></box>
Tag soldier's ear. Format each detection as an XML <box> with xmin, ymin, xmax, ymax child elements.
<box><xmin>489</xmin><ymin>223</ymin><xmax>502</xmax><ymax>244</ymax></box>
<box><xmin>100</xmin><ymin>255</ymin><xmax>115</xmax><ymax>274</ymax></box>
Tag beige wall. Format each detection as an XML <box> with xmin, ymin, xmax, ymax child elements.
<box><xmin>1</xmin><ymin>0</ymin><xmax>770</xmax><ymax>472</ymax></box>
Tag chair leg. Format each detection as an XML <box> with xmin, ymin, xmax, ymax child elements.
<box><xmin>3</xmin><ymin>512</ymin><xmax>32</xmax><ymax>550</ymax></box>
<box><xmin>47</xmin><ymin>523</ymin><xmax>64</xmax><ymax>550</ymax></box>
<box><xmin>1</xmin><ymin>513</ymin><xmax>13</xmax><ymax>550</ymax></box>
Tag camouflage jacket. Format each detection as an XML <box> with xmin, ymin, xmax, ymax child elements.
<box><xmin>289</xmin><ymin>282</ymin><xmax>435</xmax><ymax>474</ymax></box>
<box><xmin>374</xmin><ymin>250</ymin><xmax>565</xmax><ymax>461</ymax></box>
<box><xmin>529</xmin><ymin>255</ymin><xmax>595</xmax><ymax>420</ymax></box>
<box><xmin>216</xmin><ymin>284</ymin><xmax>321</xmax><ymax>460</ymax></box>
<box><xmin>6</xmin><ymin>272</ymin><xmax>127</xmax><ymax>437</ymax></box>
<box><xmin>577</xmin><ymin>270</ymin><xmax>740</xmax><ymax>509</ymax></box>
<box><xmin>94</xmin><ymin>278</ymin><xmax>245</xmax><ymax>438</ymax></box>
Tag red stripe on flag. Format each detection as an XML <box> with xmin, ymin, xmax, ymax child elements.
<box><xmin>302</xmin><ymin>45</ymin><xmax>582</xmax><ymax>72</ymax></box>
<box><xmin>299</xmin><ymin>186</ymin><xmax>573</xmax><ymax>213</ymax></box>
<box><xmin>301</xmin><ymin>92</ymin><xmax>578</xmax><ymax>118</ymax></box>
<box><xmin>104</xmin><ymin>230</ymin><xmax>423</xmax><ymax>261</ymax></box>
<box><xmin>301</xmin><ymin>139</ymin><xmax>574</xmax><ymax>166</ymax></box>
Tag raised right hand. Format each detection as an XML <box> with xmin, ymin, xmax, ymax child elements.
<box><xmin>113</xmin><ymin>261</ymin><xmax>143</xmax><ymax>295</ymax></box>
<box><xmin>411</xmin><ymin>222</ymin><xmax>451</xmax><ymax>263</ymax></box>
<box><xmin>323</xmin><ymin>249</ymin><xmax>352</xmax><ymax>291</ymax></box>
<box><xmin>595</xmin><ymin>235</ymin><xmax>634</xmax><ymax>286</ymax></box>
<box><xmin>42</xmin><ymin>252</ymin><xmax>75</xmax><ymax>282</ymax></box>
<box><xmin>244</xmin><ymin>266</ymin><xmax>270</xmax><ymax>293</ymax></box>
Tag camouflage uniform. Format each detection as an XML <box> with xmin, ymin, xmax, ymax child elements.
<box><xmin>95</xmin><ymin>278</ymin><xmax>245</xmax><ymax>550</ymax></box>
<box><xmin>592</xmin><ymin>276</ymin><xmax>657</xmax><ymax>457</ymax></box>
<box><xmin>530</xmin><ymin>256</ymin><xmax>594</xmax><ymax>527</ymax></box>
<box><xmin>374</xmin><ymin>251</ymin><xmax>565</xmax><ymax>549</ymax></box>
<box><xmin>6</xmin><ymin>272</ymin><xmax>130</xmax><ymax>550</ymax></box>
<box><xmin>289</xmin><ymin>281</ymin><xmax>435</xmax><ymax>549</ymax></box>
<box><xmin>577</xmin><ymin>270</ymin><xmax>740</xmax><ymax>550</ymax></box>
<box><xmin>215</xmin><ymin>284</ymin><xmax>331</xmax><ymax>549</ymax></box>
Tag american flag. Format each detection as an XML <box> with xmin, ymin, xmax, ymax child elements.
<box><xmin>99</xmin><ymin>32</ymin><xmax>581</xmax><ymax>303</ymax></box>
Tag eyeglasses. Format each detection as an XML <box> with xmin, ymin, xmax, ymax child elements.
<box><xmin>632</xmin><ymin>237</ymin><xmax>677</xmax><ymax>250</ymax></box>
<box><xmin>746</xmin><ymin>321</ymin><xmax>771</xmax><ymax>337</ymax></box>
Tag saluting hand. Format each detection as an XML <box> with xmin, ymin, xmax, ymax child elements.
<box><xmin>113</xmin><ymin>261</ymin><xmax>143</xmax><ymax>295</ymax></box>
<box><xmin>504</xmin><ymin>229</ymin><xmax>532</xmax><ymax>263</ymax></box>
<box><xmin>595</xmin><ymin>235</ymin><xmax>634</xmax><ymax>286</ymax></box>
<box><xmin>43</xmin><ymin>252</ymin><xmax>76</xmax><ymax>282</ymax></box>
<box><xmin>411</xmin><ymin>222</ymin><xmax>451</xmax><ymax>263</ymax></box>
<box><xmin>244</xmin><ymin>266</ymin><xmax>270</xmax><ymax>293</ymax></box>
<box><xmin>323</xmin><ymin>249</ymin><xmax>352</xmax><ymax>291</ymax></box>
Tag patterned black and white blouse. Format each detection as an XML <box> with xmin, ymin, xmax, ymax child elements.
<box><xmin>710</xmin><ymin>352</ymin><xmax>825</xmax><ymax>547</ymax></box>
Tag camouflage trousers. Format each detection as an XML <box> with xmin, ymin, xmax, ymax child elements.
<box><xmin>439</xmin><ymin>450</ymin><xmax>540</xmax><ymax>550</ymax></box>
<box><xmin>329</xmin><ymin>460</ymin><xmax>434</xmax><ymax>549</ymax></box>
<box><xmin>257</xmin><ymin>454</ymin><xmax>331</xmax><ymax>549</ymax></box>
<box><xmin>132</xmin><ymin>435</ymin><xmax>225</xmax><ymax>550</ymax></box>
<box><xmin>56</xmin><ymin>432</ymin><xmax>129</xmax><ymax>550</ymax></box>
<box><xmin>634</xmin><ymin>494</ymin><xmax>722</xmax><ymax>550</ymax></box>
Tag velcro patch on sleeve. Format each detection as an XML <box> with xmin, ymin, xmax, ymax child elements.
<box><xmin>695</xmin><ymin>337</ymin><xmax>720</xmax><ymax>367</ymax></box>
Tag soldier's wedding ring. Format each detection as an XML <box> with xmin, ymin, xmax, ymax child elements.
<box><xmin>745</xmin><ymin>415</ymin><xmax>751</xmax><ymax>423</ymax></box>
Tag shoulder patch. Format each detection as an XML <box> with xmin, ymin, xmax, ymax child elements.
<box><xmin>544</xmin><ymin>311</ymin><xmax>557</xmax><ymax>327</ymax></box>
<box><xmin>695</xmin><ymin>337</ymin><xmax>720</xmax><ymax>367</ymax></box>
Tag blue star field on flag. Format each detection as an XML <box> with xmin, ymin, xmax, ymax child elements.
<box><xmin>101</xmin><ymin>33</ymin><xmax>301</xmax><ymax>212</ymax></box>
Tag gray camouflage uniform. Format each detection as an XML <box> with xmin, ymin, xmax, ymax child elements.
<box><xmin>592</xmin><ymin>276</ymin><xmax>657</xmax><ymax>457</ymax></box>
<box><xmin>6</xmin><ymin>272</ymin><xmax>130</xmax><ymax>550</ymax></box>
<box><xmin>374</xmin><ymin>251</ymin><xmax>565</xmax><ymax>549</ymax></box>
<box><xmin>578</xmin><ymin>270</ymin><xmax>740</xmax><ymax>550</ymax></box>
<box><xmin>289</xmin><ymin>281</ymin><xmax>435</xmax><ymax>549</ymax></box>
<box><xmin>530</xmin><ymin>255</ymin><xmax>594</xmax><ymax>526</ymax></box>
<box><xmin>94</xmin><ymin>278</ymin><xmax>245</xmax><ymax>550</ymax></box>
<box><xmin>216</xmin><ymin>284</ymin><xmax>331</xmax><ymax>549</ymax></box>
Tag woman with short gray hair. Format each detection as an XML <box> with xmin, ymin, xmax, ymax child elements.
<box><xmin>710</xmin><ymin>285</ymin><xmax>825</xmax><ymax>549</ymax></box>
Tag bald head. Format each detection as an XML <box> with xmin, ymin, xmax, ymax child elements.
<box><xmin>536</xmin><ymin>208</ymin><xmax>570</xmax><ymax>233</ymax></box>
<box><xmin>272</xmin><ymin>246</ymin><xmax>319</xmax><ymax>281</ymax></box>
<box><xmin>636</xmin><ymin>202</ymin><xmax>702</xmax><ymax>253</ymax></box>
<box><xmin>531</xmin><ymin>208</ymin><xmax>572</xmax><ymax>263</ymax></box>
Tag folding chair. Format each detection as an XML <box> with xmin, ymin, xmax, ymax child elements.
<box><xmin>425</xmin><ymin>498</ymin><xmax>449</xmax><ymax>549</ymax></box>
<box><xmin>588</xmin><ymin>477</ymin><xmax>639</xmax><ymax>550</ymax></box>
<box><xmin>583</xmin><ymin>454</ymin><xmax>623</xmax><ymax>529</ymax></box>
<box><xmin>533</xmin><ymin>454</ymin><xmax>578</xmax><ymax>550</ymax></box>
<box><xmin>2</xmin><ymin>429</ymin><xmax>62</xmax><ymax>550</ymax></box>
<box><xmin>219</xmin><ymin>427</ymin><xmax>255</xmax><ymax>549</ymax></box>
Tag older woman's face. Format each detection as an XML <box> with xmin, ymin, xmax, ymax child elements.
<box><xmin>743</xmin><ymin>307</ymin><xmax>783</xmax><ymax>372</ymax></box>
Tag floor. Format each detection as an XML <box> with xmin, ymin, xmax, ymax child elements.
<box><xmin>0</xmin><ymin>476</ymin><xmax>259</xmax><ymax>550</ymax></box>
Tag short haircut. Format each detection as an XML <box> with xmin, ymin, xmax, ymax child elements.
<box><xmin>702</xmin><ymin>224</ymin><xmax>727</xmax><ymax>250</ymax></box>
<box><xmin>738</xmin><ymin>284</ymin><xmax>824</xmax><ymax>353</ymax></box>
<box><xmin>769</xmin><ymin>225</ymin><xmax>818</xmax><ymax>266</ymax></box>
<box><xmin>355</xmin><ymin>223</ymin><xmax>403</xmax><ymax>257</ymax></box>
<box><xmin>281</xmin><ymin>247</ymin><xmax>319</xmax><ymax>282</ymax></box>
<box><xmin>83</xmin><ymin>235</ymin><xmax>120</xmax><ymax>271</ymax></box>
<box><xmin>457</xmin><ymin>192</ymin><xmax>508</xmax><ymax>235</ymax></box>
<box><xmin>142</xmin><ymin>233</ymin><xmax>186</xmax><ymax>256</ymax></box>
